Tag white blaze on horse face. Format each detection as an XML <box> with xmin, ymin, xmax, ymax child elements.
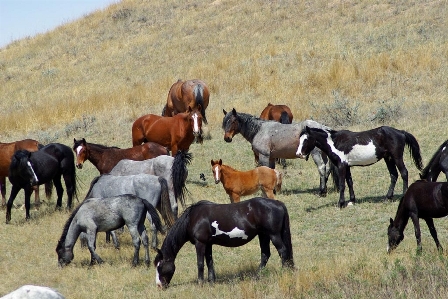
<box><xmin>192</xmin><ymin>113</ymin><xmax>199</xmax><ymax>133</ymax></box>
<box><xmin>211</xmin><ymin>221</ymin><xmax>248</xmax><ymax>239</ymax></box>
<box><xmin>155</xmin><ymin>262</ymin><xmax>162</xmax><ymax>288</ymax></box>
<box><xmin>76</xmin><ymin>146</ymin><xmax>83</xmax><ymax>156</ymax></box>
<box><xmin>295</xmin><ymin>134</ymin><xmax>308</xmax><ymax>158</ymax></box>
<box><xmin>27</xmin><ymin>161</ymin><xmax>39</xmax><ymax>183</ymax></box>
<box><xmin>326</xmin><ymin>133</ymin><xmax>378</xmax><ymax>166</ymax></box>
<box><xmin>213</xmin><ymin>166</ymin><xmax>220</xmax><ymax>183</ymax></box>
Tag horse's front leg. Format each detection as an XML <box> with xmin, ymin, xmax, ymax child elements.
<box><xmin>337</xmin><ymin>166</ymin><xmax>347</xmax><ymax>208</ymax></box>
<box><xmin>86</xmin><ymin>230</ymin><xmax>103</xmax><ymax>265</ymax></box>
<box><xmin>53</xmin><ymin>178</ymin><xmax>64</xmax><ymax>208</ymax></box>
<box><xmin>205</xmin><ymin>244</ymin><xmax>216</xmax><ymax>283</ymax></box>
<box><xmin>32</xmin><ymin>185</ymin><xmax>41</xmax><ymax>209</ymax></box>
<box><xmin>258</xmin><ymin>154</ymin><xmax>275</xmax><ymax>169</ymax></box>
<box><xmin>424</xmin><ymin>218</ymin><xmax>443</xmax><ymax>252</ymax></box>
<box><xmin>23</xmin><ymin>187</ymin><xmax>33</xmax><ymax>220</ymax></box>
<box><xmin>195</xmin><ymin>242</ymin><xmax>206</xmax><ymax>284</ymax></box>
<box><xmin>6</xmin><ymin>185</ymin><xmax>21</xmax><ymax>224</ymax></box>
<box><xmin>410</xmin><ymin>213</ymin><xmax>422</xmax><ymax>254</ymax></box>
<box><xmin>311</xmin><ymin>149</ymin><xmax>329</xmax><ymax>196</ymax></box>
<box><xmin>345</xmin><ymin>167</ymin><xmax>356</xmax><ymax>205</ymax></box>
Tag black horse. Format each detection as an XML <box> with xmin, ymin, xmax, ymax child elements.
<box><xmin>420</xmin><ymin>139</ymin><xmax>448</xmax><ymax>182</ymax></box>
<box><xmin>154</xmin><ymin>197</ymin><xmax>294</xmax><ymax>288</ymax></box>
<box><xmin>388</xmin><ymin>180</ymin><xmax>448</xmax><ymax>254</ymax></box>
<box><xmin>6</xmin><ymin>143</ymin><xmax>77</xmax><ymax>223</ymax></box>
<box><xmin>296</xmin><ymin>126</ymin><xmax>423</xmax><ymax>208</ymax></box>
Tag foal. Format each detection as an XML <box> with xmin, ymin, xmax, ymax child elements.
<box><xmin>211</xmin><ymin>159</ymin><xmax>282</xmax><ymax>203</ymax></box>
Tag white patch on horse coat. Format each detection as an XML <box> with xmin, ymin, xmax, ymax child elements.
<box><xmin>295</xmin><ymin>134</ymin><xmax>308</xmax><ymax>157</ymax></box>
<box><xmin>192</xmin><ymin>113</ymin><xmax>199</xmax><ymax>133</ymax></box>
<box><xmin>326</xmin><ymin>133</ymin><xmax>378</xmax><ymax>166</ymax></box>
<box><xmin>27</xmin><ymin>161</ymin><xmax>39</xmax><ymax>183</ymax></box>
<box><xmin>76</xmin><ymin>146</ymin><xmax>82</xmax><ymax>156</ymax></box>
<box><xmin>155</xmin><ymin>262</ymin><xmax>162</xmax><ymax>288</ymax></box>
<box><xmin>211</xmin><ymin>221</ymin><xmax>248</xmax><ymax>239</ymax></box>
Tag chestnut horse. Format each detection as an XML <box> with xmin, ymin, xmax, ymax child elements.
<box><xmin>132</xmin><ymin>107</ymin><xmax>203</xmax><ymax>156</ymax></box>
<box><xmin>211</xmin><ymin>159</ymin><xmax>282</xmax><ymax>203</ymax></box>
<box><xmin>73</xmin><ymin>138</ymin><xmax>168</xmax><ymax>174</ymax></box>
<box><xmin>0</xmin><ymin>139</ymin><xmax>43</xmax><ymax>207</ymax></box>
<box><xmin>162</xmin><ymin>79</ymin><xmax>209</xmax><ymax>123</ymax></box>
<box><xmin>259</xmin><ymin>103</ymin><xmax>293</xmax><ymax>124</ymax></box>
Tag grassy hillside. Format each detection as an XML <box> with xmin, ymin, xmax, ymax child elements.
<box><xmin>1</xmin><ymin>0</ymin><xmax>448</xmax><ymax>298</ymax></box>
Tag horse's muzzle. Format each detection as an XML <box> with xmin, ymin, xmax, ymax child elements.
<box><xmin>76</xmin><ymin>163</ymin><xmax>83</xmax><ymax>169</ymax></box>
<box><xmin>296</xmin><ymin>153</ymin><xmax>306</xmax><ymax>159</ymax></box>
<box><xmin>224</xmin><ymin>136</ymin><xmax>232</xmax><ymax>143</ymax></box>
<box><xmin>215</xmin><ymin>180</ymin><xmax>220</xmax><ymax>184</ymax></box>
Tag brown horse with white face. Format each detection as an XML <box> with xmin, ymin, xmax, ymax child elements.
<box><xmin>162</xmin><ymin>79</ymin><xmax>209</xmax><ymax>124</ymax></box>
<box><xmin>132</xmin><ymin>107</ymin><xmax>203</xmax><ymax>156</ymax></box>
<box><xmin>0</xmin><ymin>139</ymin><xmax>43</xmax><ymax>207</ymax></box>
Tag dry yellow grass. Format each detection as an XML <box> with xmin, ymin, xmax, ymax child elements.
<box><xmin>1</xmin><ymin>0</ymin><xmax>448</xmax><ymax>298</ymax></box>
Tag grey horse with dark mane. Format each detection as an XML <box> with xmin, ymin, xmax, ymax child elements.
<box><xmin>222</xmin><ymin>108</ymin><xmax>338</xmax><ymax>196</ymax></box>
<box><xmin>56</xmin><ymin>194</ymin><xmax>163</xmax><ymax>267</ymax></box>
<box><xmin>85</xmin><ymin>173</ymin><xmax>175</xmax><ymax>248</ymax></box>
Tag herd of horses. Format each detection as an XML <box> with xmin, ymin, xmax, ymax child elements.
<box><xmin>1</xmin><ymin>78</ymin><xmax>448</xmax><ymax>288</ymax></box>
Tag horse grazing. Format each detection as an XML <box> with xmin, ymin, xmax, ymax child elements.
<box><xmin>222</xmin><ymin>108</ymin><xmax>338</xmax><ymax>196</ymax></box>
<box><xmin>56</xmin><ymin>194</ymin><xmax>163</xmax><ymax>267</ymax></box>
<box><xmin>1</xmin><ymin>139</ymin><xmax>43</xmax><ymax>207</ymax></box>
<box><xmin>259</xmin><ymin>103</ymin><xmax>293</xmax><ymax>124</ymax></box>
<box><xmin>110</xmin><ymin>151</ymin><xmax>191</xmax><ymax>217</ymax></box>
<box><xmin>387</xmin><ymin>180</ymin><xmax>448</xmax><ymax>254</ymax></box>
<box><xmin>296</xmin><ymin>126</ymin><xmax>423</xmax><ymax>208</ymax></box>
<box><xmin>420</xmin><ymin>139</ymin><xmax>448</xmax><ymax>182</ymax></box>
<box><xmin>132</xmin><ymin>107</ymin><xmax>203</xmax><ymax>155</ymax></box>
<box><xmin>85</xmin><ymin>174</ymin><xmax>175</xmax><ymax>248</ymax></box>
<box><xmin>162</xmin><ymin>79</ymin><xmax>209</xmax><ymax>124</ymax></box>
<box><xmin>6</xmin><ymin>143</ymin><xmax>77</xmax><ymax>223</ymax></box>
<box><xmin>73</xmin><ymin>138</ymin><xmax>167</xmax><ymax>174</ymax></box>
<box><xmin>154</xmin><ymin>197</ymin><xmax>294</xmax><ymax>288</ymax></box>
<box><xmin>211</xmin><ymin>159</ymin><xmax>282</xmax><ymax>203</ymax></box>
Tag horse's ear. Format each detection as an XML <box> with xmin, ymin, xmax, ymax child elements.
<box><xmin>389</xmin><ymin>218</ymin><xmax>394</xmax><ymax>225</ymax></box>
<box><xmin>187</xmin><ymin>106</ymin><xmax>193</xmax><ymax>113</ymax></box>
<box><xmin>232</xmin><ymin>108</ymin><xmax>237</xmax><ymax>115</ymax></box>
<box><xmin>305</xmin><ymin>126</ymin><xmax>311</xmax><ymax>134</ymax></box>
<box><xmin>82</xmin><ymin>138</ymin><xmax>86</xmax><ymax>144</ymax></box>
<box><xmin>210</xmin><ymin>159</ymin><xmax>214</xmax><ymax>166</ymax></box>
<box><xmin>219</xmin><ymin>159</ymin><xmax>222</xmax><ymax>165</ymax></box>
<box><xmin>73</xmin><ymin>138</ymin><xmax>76</xmax><ymax>143</ymax></box>
<box><xmin>223</xmin><ymin>109</ymin><xmax>227</xmax><ymax>115</ymax></box>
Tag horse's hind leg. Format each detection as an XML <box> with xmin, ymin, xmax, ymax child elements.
<box><xmin>128</xmin><ymin>225</ymin><xmax>142</xmax><ymax>266</ymax></box>
<box><xmin>53</xmin><ymin>178</ymin><xmax>64</xmax><ymax>208</ymax></box>
<box><xmin>1</xmin><ymin>176</ymin><xmax>6</xmax><ymax>207</ymax></box>
<box><xmin>384</xmin><ymin>157</ymin><xmax>400</xmax><ymax>198</ymax></box>
<box><xmin>32</xmin><ymin>185</ymin><xmax>40</xmax><ymax>208</ymax></box>
<box><xmin>258</xmin><ymin>234</ymin><xmax>271</xmax><ymax>270</ymax></box>
<box><xmin>205</xmin><ymin>244</ymin><xmax>216</xmax><ymax>283</ymax></box>
<box><xmin>424</xmin><ymin>218</ymin><xmax>443</xmax><ymax>252</ymax></box>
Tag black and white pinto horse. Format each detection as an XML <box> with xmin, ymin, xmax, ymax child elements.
<box><xmin>420</xmin><ymin>139</ymin><xmax>448</xmax><ymax>182</ymax></box>
<box><xmin>154</xmin><ymin>197</ymin><xmax>295</xmax><ymax>288</ymax></box>
<box><xmin>296</xmin><ymin>126</ymin><xmax>423</xmax><ymax>208</ymax></box>
<box><xmin>222</xmin><ymin>108</ymin><xmax>338</xmax><ymax>196</ymax></box>
<box><xmin>56</xmin><ymin>194</ymin><xmax>163</xmax><ymax>267</ymax></box>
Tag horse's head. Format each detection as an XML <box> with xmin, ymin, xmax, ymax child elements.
<box><xmin>10</xmin><ymin>150</ymin><xmax>39</xmax><ymax>186</ymax></box>
<box><xmin>387</xmin><ymin>218</ymin><xmax>404</xmax><ymax>254</ymax></box>
<box><xmin>186</xmin><ymin>107</ymin><xmax>203</xmax><ymax>139</ymax></box>
<box><xmin>222</xmin><ymin>108</ymin><xmax>240</xmax><ymax>142</ymax></box>
<box><xmin>73</xmin><ymin>138</ymin><xmax>88</xmax><ymax>169</ymax></box>
<box><xmin>296</xmin><ymin>127</ymin><xmax>316</xmax><ymax>159</ymax></box>
<box><xmin>154</xmin><ymin>249</ymin><xmax>175</xmax><ymax>289</ymax></box>
<box><xmin>56</xmin><ymin>241</ymin><xmax>74</xmax><ymax>267</ymax></box>
<box><xmin>210</xmin><ymin>159</ymin><xmax>223</xmax><ymax>184</ymax></box>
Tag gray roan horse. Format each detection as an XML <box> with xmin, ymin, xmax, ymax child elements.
<box><xmin>222</xmin><ymin>108</ymin><xmax>338</xmax><ymax>196</ymax></box>
<box><xmin>56</xmin><ymin>194</ymin><xmax>163</xmax><ymax>266</ymax></box>
<box><xmin>85</xmin><ymin>174</ymin><xmax>175</xmax><ymax>248</ymax></box>
<box><xmin>109</xmin><ymin>150</ymin><xmax>191</xmax><ymax>218</ymax></box>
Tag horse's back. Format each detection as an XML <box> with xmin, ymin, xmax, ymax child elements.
<box><xmin>0</xmin><ymin>139</ymin><xmax>41</xmax><ymax>176</ymax></box>
<box><xmin>1</xmin><ymin>285</ymin><xmax>65</xmax><ymax>299</ymax></box>
<box><xmin>110</xmin><ymin>155</ymin><xmax>173</xmax><ymax>177</ymax></box>
<box><xmin>404</xmin><ymin>181</ymin><xmax>448</xmax><ymax>218</ymax></box>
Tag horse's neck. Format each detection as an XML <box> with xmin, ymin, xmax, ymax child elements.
<box><xmin>220</xmin><ymin>166</ymin><xmax>237</xmax><ymax>184</ymax></box>
<box><xmin>238</xmin><ymin>114</ymin><xmax>261</xmax><ymax>142</ymax></box>
<box><xmin>393</xmin><ymin>201</ymin><xmax>409</xmax><ymax>232</ymax></box>
<box><xmin>86</xmin><ymin>145</ymin><xmax>109</xmax><ymax>166</ymax></box>
<box><xmin>161</xmin><ymin>227</ymin><xmax>188</xmax><ymax>260</ymax></box>
<box><xmin>64</xmin><ymin>220</ymin><xmax>82</xmax><ymax>250</ymax></box>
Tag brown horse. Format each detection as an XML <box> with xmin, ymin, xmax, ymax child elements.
<box><xmin>162</xmin><ymin>79</ymin><xmax>209</xmax><ymax>123</ymax></box>
<box><xmin>0</xmin><ymin>139</ymin><xmax>43</xmax><ymax>207</ymax></box>
<box><xmin>259</xmin><ymin>103</ymin><xmax>293</xmax><ymax>124</ymax></box>
<box><xmin>211</xmin><ymin>159</ymin><xmax>282</xmax><ymax>203</ymax></box>
<box><xmin>73</xmin><ymin>138</ymin><xmax>168</xmax><ymax>174</ymax></box>
<box><xmin>132</xmin><ymin>107</ymin><xmax>203</xmax><ymax>156</ymax></box>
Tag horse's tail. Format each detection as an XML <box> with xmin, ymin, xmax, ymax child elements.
<box><xmin>141</xmin><ymin>197</ymin><xmax>163</xmax><ymax>234</ymax></box>
<box><xmin>330</xmin><ymin>161</ymin><xmax>340</xmax><ymax>192</ymax></box>
<box><xmin>194</xmin><ymin>84</ymin><xmax>207</xmax><ymax>124</ymax></box>
<box><xmin>403</xmin><ymin>131</ymin><xmax>423</xmax><ymax>171</ymax></box>
<box><xmin>279</xmin><ymin>111</ymin><xmax>291</xmax><ymax>124</ymax></box>
<box><xmin>172</xmin><ymin>150</ymin><xmax>192</xmax><ymax>209</ymax></box>
<box><xmin>420</xmin><ymin>139</ymin><xmax>448</xmax><ymax>181</ymax></box>
<box><xmin>68</xmin><ymin>165</ymin><xmax>78</xmax><ymax>207</ymax></box>
<box><xmin>45</xmin><ymin>181</ymin><xmax>53</xmax><ymax>199</ymax></box>
<box><xmin>280</xmin><ymin>202</ymin><xmax>294</xmax><ymax>268</ymax></box>
<box><xmin>85</xmin><ymin>175</ymin><xmax>101</xmax><ymax>199</ymax></box>
<box><xmin>274</xmin><ymin>169</ymin><xmax>283</xmax><ymax>194</ymax></box>
<box><xmin>158</xmin><ymin>176</ymin><xmax>175</xmax><ymax>228</ymax></box>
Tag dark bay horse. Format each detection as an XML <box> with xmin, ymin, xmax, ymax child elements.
<box><xmin>154</xmin><ymin>197</ymin><xmax>294</xmax><ymax>288</ymax></box>
<box><xmin>132</xmin><ymin>107</ymin><xmax>203</xmax><ymax>156</ymax></box>
<box><xmin>211</xmin><ymin>159</ymin><xmax>282</xmax><ymax>203</ymax></box>
<box><xmin>162</xmin><ymin>79</ymin><xmax>209</xmax><ymax>124</ymax></box>
<box><xmin>56</xmin><ymin>194</ymin><xmax>163</xmax><ymax>266</ymax></box>
<box><xmin>0</xmin><ymin>139</ymin><xmax>43</xmax><ymax>207</ymax></box>
<box><xmin>296</xmin><ymin>126</ymin><xmax>423</xmax><ymax>208</ymax></box>
<box><xmin>73</xmin><ymin>138</ymin><xmax>167</xmax><ymax>174</ymax></box>
<box><xmin>259</xmin><ymin>103</ymin><xmax>293</xmax><ymax>124</ymax></box>
<box><xmin>420</xmin><ymin>139</ymin><xmax>448</xmax><ymax>182</ymax></box>
<box><xmin>222</xmin><ymin>108</ymin><xmax>337</xmax><ymax>196</ymax></box>
<box><xmin>387</xmin><ymin>180</ymin><xmax>448</xmax><ymax>254</ymax></box>
<box><xmin>6</xmin><ymin>143</ymin><xmax>77</xmax><ymax>223</ymax></box>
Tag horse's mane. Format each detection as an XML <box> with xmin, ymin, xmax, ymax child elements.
<box><xmin>73</xmin><ymin>139</ymin><xmax>120</xmax><ymax>151</ymax></box>
<box><xmin>162</xmin><ymin>201</ymin><xmax>215</xmax><ymax>254</ymax></box>
<box><xmin>220</xmin><ymin>163</ymin><xmax>238</xmax><ymax>172</ymax></box>
<box><xmin>420</xmin><ymin>139</ymin><xmax>448</xmax><ymax>179</ymax></box>
<box><xmin>223</xmin><ymin>111</ymin><xmax>263</xmax><ymax>142</ymax></box>
<box><xmin>55</xmin><ymin>202</ymin><xmax>84</xmax><ymax>251</ymax></box>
